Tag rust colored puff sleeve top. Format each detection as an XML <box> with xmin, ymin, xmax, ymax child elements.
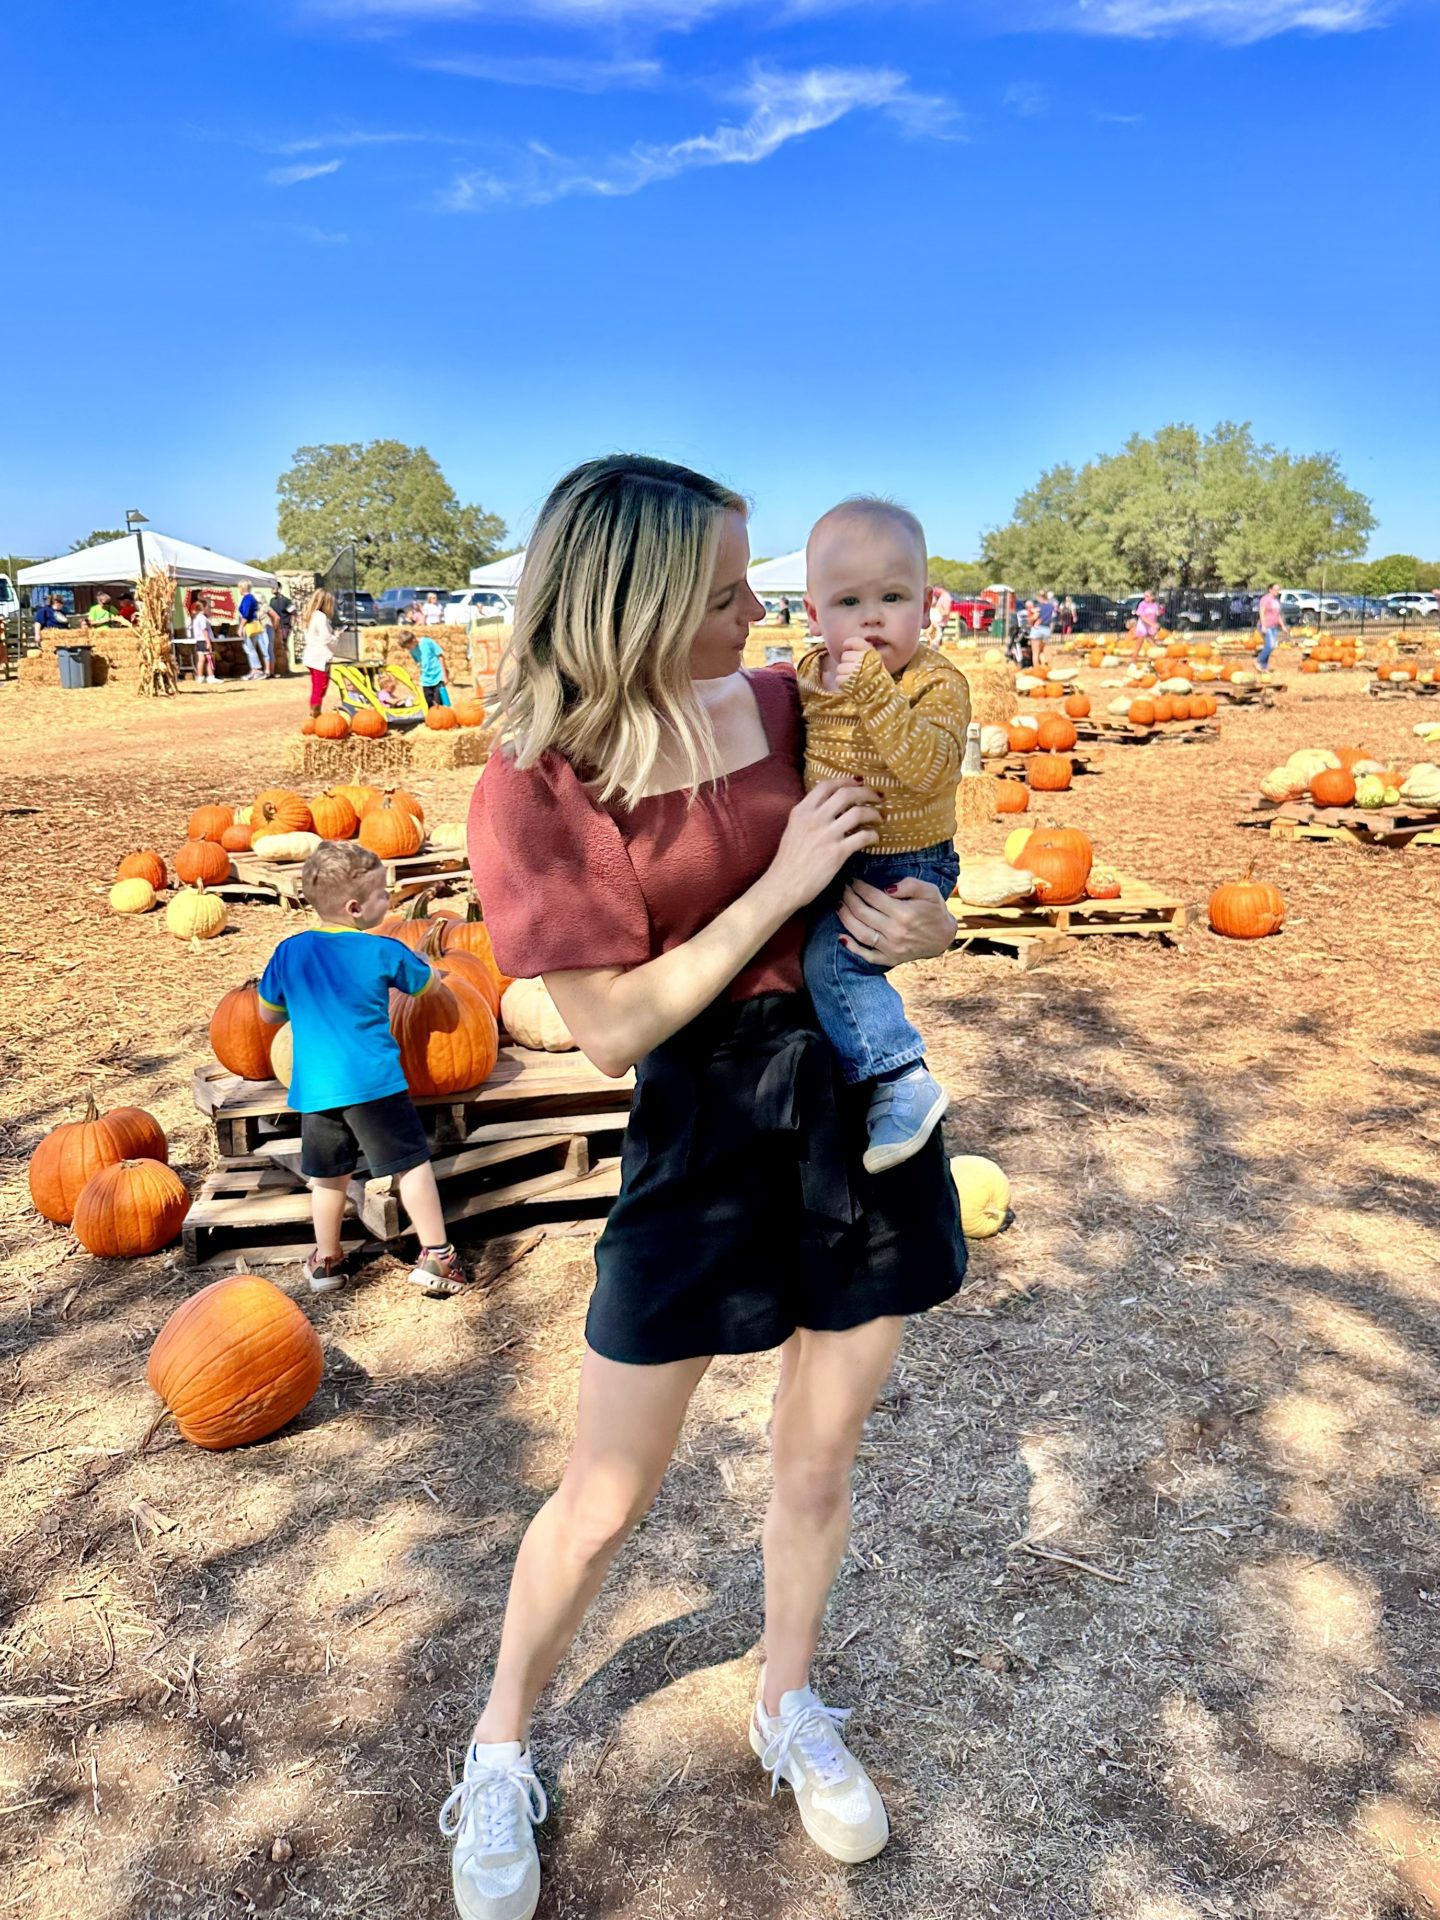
<box><xmin>467</xmin><ymin>667</ymin><xmax>807</xmax><ymax>1002</ymax></box>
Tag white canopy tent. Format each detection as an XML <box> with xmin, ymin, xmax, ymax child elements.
<box><xmin>747</xmin><ymin>551</ymin><xmax>806</xmax><ymax>598</ymax></box>
<box><xmin>469</xmin><ymin>550</ymin><xmax>526</xmax><ymax>589</ymax></box>
<box><xmin>19</xmin><ymin>532</ymin><xmax>278</xmax><ymax>590</ymax></box>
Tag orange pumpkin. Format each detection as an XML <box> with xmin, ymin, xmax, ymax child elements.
<box><xmin>453</xmin><ymin>698</ymin><xmax>489</xmax><ymax>728</ymax></box>
<box><xmin>1300</xmin><ymin>659</ymin><xmax>1320</xmax><ymax>675</ymax></box>
<box><xmin>1085</xmin><ymin>869</ymin><xmax>1123</xmax><ymax>900</ymax></box>
<box><xmin>28</xmin><ymin>1094</ymin><xmax>169</xmax><ymax>1225</ymax></box>
<box><xmin>1006</xmin><ymin>722</ymin><xmax>1038</xmax><ymax>754</ymax></box>
<box><xmin>117</xmin><ymin>849</ymin><xmax>167</xmax><ymax>890</ymax></box>
<box><xmin>187</xmin><ymin>804</ymin><xmax>234</xmax><ymax>843</ymax></box>
<box><xmin>1332</xmin><ymin>746</ymin><xmax>1371</xmax><ymax>772</ymax></box>
<box><xmin>309</xmin><ymin>789</ymin><xmax>359</xmax><ymax>842</ymax></box>
<box><xmin>351</xmin><ymin>708</ymin><xmax>387</xmax><ymax>739</ymax></box>
<box><xmin>1135</xmin><ymin>671</ymin><xmax>1157</xmax><ymax>689</ymax></box>
<box><xmin>1027</xmin><ymin>754</ymin><xmax>1073</xmax><ymax>792</ymax></box>
<box><xmin>358</xmin><ymin>794</ymin><xmax>423</xmax><ymax>859</ymax></box>
<box><xmin>1022</xmin><ymin>827</ymin><xmax>1093</xmax><ymax>904</ymax></box>
<box><xmin>1063</xmin><ymin>692</ymin><xmax>1091</xmax><ymax>719</ymax></box>
<box><xmin>1208</xmin><ymin>867</ymin><xmax>1285</xmax><ymax>940</ymax></box>
<box><xmin>210</xmin><ymin>981</ymin><xmax>279</xmax><ymax>1081</ymax></box>
<box><xmin>1129</xmin><ymin>698</ymin><xmax>1156</xmax><ymax>726</ymax></box>
<box><xmin>72</xmin><ymin>1159</ymin><xmax>190</xmax><ymax>1258</ymax></box>
<box><xmin>432</xmin><ymin>903</ymin><xmax>510</xmax><ymax>1000</ymax></box>
<box><xmin>221</xmin><ymin>823</ymin><xmax>253</xmax><ymax>853</ymax></box>
<box><xmin>994</xmin><ymin>781</ymin><xmax>1030</xmax><ymax>814</ymax></box>
<box><xmin>300</xmin><ymin>717</ymin><xmax>318</xmax><ymax>736</ymax></box>
<box><xmin>313</xmin><ymin>711</ymin><xmax>350</xmax><ymax>740</ymax></box>
<box><xmin>359</xmin><ymin>786</ymin><xmax>424</xmax><ymax>824</ymax></box>
<box><xmin>1170</xmin><ymin>696</ymin><xmax>1192</xmax><ymax>720</ymax></box>
<box><xmin>253</xmin><ymin>789</ymin><xmax>314</xmax><ymax>836</ymax></box>
<box><xmin>1036</xmin><ymin>714</ymin><xmax>1078</xmax><ymax>752</ymax></box>
<box><xmin>424</xmin><ymin>704</ymin><xmax>461</xmax><ymax>731</ymax></box>
<box><xmin>1310</xmin><ymin>767</ymin><xmax>1356</xmax><ymax>808</ymax></box>
<box><xmin>1087</xmin><ymin>650</ymin><xmax>1105</xmax><ymax>669</ymax></box>
<box><xmin>1152</xmin><ymin>695</ymin><xmax>1176</xmax><ymax>723</ymax></box>
<box><xmin>174</xmin><ymin>838</ymin><xmax>230</xmax><ymax>887</ymax></box>
<box><xmin>390</xmin><ymin>955</ymin><xmax>498</xmax><ymax>1097</ymax></box>
<box><xmin>146</xmin><ymin>1273</ymin><xmax>324</xmax><ymax>1450</ymax></box>
<box><xmin>335</xmin><ymin>783</ymin><xmax>381</xmax><ymax>817</ymax></box>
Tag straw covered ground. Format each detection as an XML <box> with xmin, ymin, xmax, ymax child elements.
<box><xmin>2</xmin><ymin>669</ymin><xmax>1439</xmax><ymax>1920</ymax></box>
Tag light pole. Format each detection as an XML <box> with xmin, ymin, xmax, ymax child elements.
<box><xmin>125</xmin><ymin>508</ymin><xmax>149</xmax><ymax>584</ymax></box>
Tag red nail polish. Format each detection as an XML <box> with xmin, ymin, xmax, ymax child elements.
<box><xmin>885</xmin><ymin>886</ymin><xmax>899</xmax><ymax>895</ymax></box>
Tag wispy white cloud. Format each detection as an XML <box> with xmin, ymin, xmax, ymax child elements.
<box><xmin>311</xmin><ymin>0</ymin><xmax>733</xmax><ymax>23</ymax></box>
<box><xmin>290</xmin><ymin>225</ymin><xmax>351</xmax><ymax>244</ymax></box>
<box><xmin>1094</xmin><ymin>109</ymin><xmax>1144</xmax><ymax>122</ymax></box>
<box><xmin>1064</xmin><ymin>0</ymin><xmax>1384</xmax><ymax>39</ymax></box>
<box><xmin>1004</xmin><ymin>80</ymin><xmax>1048</xmax><ymax>116</ymax></box>
<box><xmin>443</xmin><ymin>62</ymin><xmax>959</xmax><ymax>211</ymax></box>
<box><xmin>267</xmin><ymin>158</ymin><xmax>344</xmax><ymax>185</ymax></box>
<box><xmin>417</xmin><ymin>51</ymin><xmax>664</xmax><ymax>89</ymax></box>
<box><xmin>272</xmin><ymin>129</ymin><xmax>451</xmax><ymax>154</ymax></box>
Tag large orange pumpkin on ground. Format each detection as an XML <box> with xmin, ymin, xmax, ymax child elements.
<box><xmin>28</xmin><ymin>1094</ymin><xmax>169</xmax><ymax>1225</ymax></box>
<box><xmin>174</xmin><ymin>837</ymin><xmax>230</xmax><ymax>886</ymax></box>
<box><xmin>187</xmin><ymin>804</ymin><xmax>233</xmax><ymax>843</ymax></box>
<box><xmin>351</xmin><ymin>708</ymin><xmax>387</xmax><ymax>739</ymax></box>
<box><xmin>390</xmin><ymin>950</ymin><xmax>498</xmax><ymax>1096</ymax></box>
<box><xmin>253</xmin><ymin>789</ymin><xmax>314</xmax><ymax>836</ymax></box>
<box><xmin>309</xmin><ymin>790</ymin><xmax>359</xmax><ymax>841</ymax></box>
<box><xmin>1036</xmin><ymin>715</ymin><xmax>1078</xmax><ymax>752</ymax></box>
<box><xmin>72</xmin><ymin>1159</ymin><xmax>190</xmax><ymax>1257</ymax></box>
<box><xmin>1063</xmin><ymin>692</ymin><xmax>1090</xmax><ymax>720</ymax></box>
<box><xmin>221</xmin><ymin>823</ymin><xmax>253</xmax><ymax>853</ymax></box>
<box><xmin>210</xmin><ymin>981</ymin><xmax>279</xmax><ymax>1081</ymax></box>
<box><xmin>1027</xmin><ymin>754</ymin><xmax>1073</xmax><ymax>792</ymax></box>
<box><xmin>1021</xmin><ymin>827</ymin><xmax>1093</xmax><ymax>905</ymax></box>
<box><xmin>117</xmin><ymin>849</ymin><xmax>167</xmax><ymax>890</ymax></box>
<box><xmin>994</xmin><ymin>781</ymin><xmax>1030</xmax><ymax>814</ymax></box>
<box><xmin>1310</xmin><ymin>767</ymin><xmax>1356</xmax><ymax>808</ymax></box>
<box><xmin>1208</xmin><ymin>868</ymin><xmax>1285</xmax><ymax>940</ymax></box>
<box><xmin>359</xmin><ymin>795</ymin><xmax>423</xmax><ymax>859</ymax></box>
<box><xmin>146</xmin><ymin>1273</ymin><xmax>324</xmax><ymax>1450</ymax></box>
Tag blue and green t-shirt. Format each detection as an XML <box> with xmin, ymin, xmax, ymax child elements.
<box><xmin>258</xmin><ymin>928</ymin><xmax>432</xmax><ymax>1113</ymax></box>
<box><xmin>411</xmin><ymin>635</ymin><xmax>445</xmax><ymax>685</ymax></box>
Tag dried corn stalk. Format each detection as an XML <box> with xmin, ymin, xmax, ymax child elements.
<box><xmin>136</xmin><ymin>566</ymin><xmax>178</xmax><ymax>698</ymax></box>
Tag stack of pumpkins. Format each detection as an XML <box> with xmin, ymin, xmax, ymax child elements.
<box><xmin>1258</xmin><ymin>744</ymin><xmax>1416</xmax><ymax>812</ymax></box>
<box><xmin>954</xmin><ymin>826</ymin><xmax>1118</xmax><ymax>911</ymax></box>
<box><xmin>28</xmin><ymin>1094</ymin><xmax>189</xmax><ymax>1256</ymax></box>
<box><xmin>985</xmin><ymin>704</ymin><xmax>1090</xmax><ymax>800</ymax></box>
<box><xmin>1300</xmin><ymin>634</ymin><xmax>1360</xmax><ymax>673</ymax></box>
<box><xmin>298</xmin><ymin>698</ymin><xmax>490</xmax><ymax>739</ymax></box>
<box><xmin>1106</xmin><ymin>680</ymin><xmax>1219</xmax><ymax>729</ymax></box>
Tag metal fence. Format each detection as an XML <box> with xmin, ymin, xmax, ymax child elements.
<box><xmin>1001</xmin><ymin>589</ymin><xmax>1438</xmax><ymax>641</ymax></box>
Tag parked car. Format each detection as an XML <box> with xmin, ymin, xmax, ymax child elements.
<box><xmin>374</xmin><ymin>586</ymin><xmax>451</xmax><ymax>625</ymax></box>
<box><xmin>1061</xmin><ymin>593</ymin><xmax>1128</xmax><ymax>633</ymax></box>
<box><xmin>443</xmin><ymin>588</ymin><xmax>515</xmax><ymax>627</ymax></box>
<box><xmin>0</xmin><ymin>574</ymin><xmax>19</xmax><ymax>626</ymax></box>
<box><xmin>946</xmin><ymin>595</ymin><xmax>997</xmax><ymax>633</ymax></box>
<box><xmin>334</xmin><ymin>589</ymin><xmax>378</xmax><ymax>627</ymax></box>
<box><xmin>1385</xmin><ymin>592</ymin><xmax>1439</xmax><ymax>620</ymax></box>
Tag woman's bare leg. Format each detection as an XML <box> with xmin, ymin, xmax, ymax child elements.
<box><xmin>474</xmin><ymin>1346</ymin><xmax>711</xmax><ymax>1745</ymax></box>
<box><xmin>760</xmin><ymin>1317</ymin><xmax>905</xmax><ymax>1710</ymax></box>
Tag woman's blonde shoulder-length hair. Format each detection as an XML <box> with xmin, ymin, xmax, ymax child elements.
<box><xmin>304</xmin><ymin>588</ymin><xmax>335</xmax><ymax>622</ymax></box>
<box><xmin>495</xmin><ymin>454</ymin><xmax>747</xmax><ymax>805</ymax></box>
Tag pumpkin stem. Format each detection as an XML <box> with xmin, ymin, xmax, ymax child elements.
<box><xmin>406</xmin><ymin>889</ymin><xmax>434</xmax><ymax>922</ymax></box>
<box><xmin>140</xmin><ymin>1406</ymin><xmax>176</xmax><ymax>1454</ymax></box>
<box><xmin>82</xmin><ymin>1090</ymin><xmax>99</xmax><ymax>1123</ymax></box>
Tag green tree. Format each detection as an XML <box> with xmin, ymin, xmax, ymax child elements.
<box><xmin>274</xmin><ymin>442</ymin><xmax>507</xmax><ymax>591</ymax></box>
<box><xmin>927</xmin><ymin>556</ymin><xmax>988</xmax><ymax>595</ymax></box>
<box><xmin>1361</xmin><ymin>553</ymin><xmax>1420</xmax><ymax>594</ymax></box>
<box><xmin>1415</xmin><ymin>561</ymin><xmax>1440</xmax><ymax>592</ymax></box>
<box><xmin>981</xmin><ymin>423</ymin><xmax>1374</xmax><ymax>591</ymax></box>
<box><xmin>70</xmin><ymin>528</ymin><xmax>126</xmax><ymax>551</ymax></box>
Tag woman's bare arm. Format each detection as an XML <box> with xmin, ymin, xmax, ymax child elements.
<box><xmin>543</xmin><ymin>780</ymin><xmax>879</xmax><ymax>1077</ymax></box>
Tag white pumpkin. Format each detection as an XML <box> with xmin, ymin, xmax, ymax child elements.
<box><xmin>109</xmin><ymin>877</ymin><xmax>157</xmax><ymax>915</ymax></box>
<box><xmin>1010</xmin><ymin>713</ymin><xmax>1040</xmax><ymax>733</ymax></box>
<box><xmin>270</xmin><ymin>1021</ymin><xmax>293</xmax><ymax>1087</ymax></box>
<box><xmin>1159</xmin><ymin>677</ymin><xmax>1193</xmax><ymax>695</ymax></box>
<box><xmin>500</xmin><ymin>978</ymin><xmax>576</xmax><ymax>1052</ymax></box>
<box><xmin>425</xmin><ymin>822</ymin><xmax>467</xmax><ymax>851</ymax></box>
<box><xmin>1046</xmin><ymin>665</ymin><xmax>1080</xmax><ymax>683</ymax></box>
<box><xmin>982</xmin><ymin>647</ymin><xmax>1004</xmax><ymax>666</ymax></box>
<box><xmin>949</xmin><ymin>1155</ymin><xmax>1011</xmax><ymax>1239</ymax></box>
<box><xmin>956</xmin><ymin>861</ymin><xmax>1037</xmax><ymax>909</ymax></box>
<box><xmin>1412</xmin><ymin>724</ymin><xmax>1440</xmax><ymax>744</ymax></box>
<box><xmin>1283</xmin><ymin>749</ymin><xmax>1340</xmax><ymax>786</ymax></box>
<box><xmin>1108</xmin><ymin>696</ymin><xmax>1134</xmax><ymax>718</ymax></box>
<box><xmin>1014</xmin><ymin>673</ymin><xmax>1044</xmax><ymax>694</ymax></box>
<box><xmin>1229</xmin><ymin>671</ymin><xmax>1257</xmax><ymax>688</ymax></box>
<box><xmin>979</xmin><ymin>725</ymin><xmax>1010</xmax><ymax>758</ymax></box>
<box><xmin>1399</xmin><ymin>763</ymin><xmax>1440</xmax><ymax>807</ymax></box>
<box><xmin>252</xmin><ymin>830</ymin><xmax>323</xmax><ymax>863</ymax></box>
<box><xmin>1260</xmin><ymin>764</ymin><xmax>1306</xmax><ymax>805</ymax></box>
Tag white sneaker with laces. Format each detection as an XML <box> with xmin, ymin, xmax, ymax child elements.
<box><xmin>750</xmin><ymin>1676</ymin><xmax>889</xmax><ymax>1862</ymax></box>
<box><xmin>439</xmin><ymin>1739</ymin><xmax>547</xmax><ymax>1920</ymax></box>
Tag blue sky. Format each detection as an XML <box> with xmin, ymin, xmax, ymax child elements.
<box><xmin>5</xmin><ymin>0</ymin><xmax>1437</xmax><ymax>566</ymax></box>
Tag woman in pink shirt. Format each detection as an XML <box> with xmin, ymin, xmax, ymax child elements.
<box><xmin>1133</xmin><ymin>591</ymin><xmax>1162</xmax><ymax>646</ymax></box>
<box><xmin>1257</xmin><ymin>583</ymin><xmax>1287</xmax><ymax>669</ymax></box>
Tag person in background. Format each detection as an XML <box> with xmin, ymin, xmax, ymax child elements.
<box><xmin>1133</xmin><ymin>589</ymin><xmax>1162</xmax><ymax>649</ymax></box>
<box><xmin>929</xmin><ymin>583</ymin><xmax>953</xmax><ymax>641</ymax></box>
<box><xmin>302</xmin><ymin>588</ymin><xmax>338</xmax><ymax>719</ymax></box>
<box><xmin>408</xmin><ymin>627</ymin><xmax>448</xmax><ymax>706</ymax></box>
<box><xmin>86</xmin><ymin>591</ymin><xmax>117</xmax><ymax>630</ymax></box>
<box><xmin>1034</xmin><ymin>588</ymin><xmax>1057</xmax><ymax>656</ymax></box>
<box><xmin>263</xmin><ymin>598</ymin><xmax>283</xmax><ymax>674</ymax></box>
<box><xmin>776</xmin><ymin>596</ymin><xmax>792</xmax><ymax>627</ymax></box>
<box><xmin>36</xmin><ymin>594</ymin><xmax>68</xmax><ymax>634</ymax></box>
<box><xmin>1057</xmin><ymin>596</ymin><xmax>1077</xmax><ymax>641</ymax></box>
<box><xmin>1008</xmin><ymin>601</ymin><xmax>1035</xmax><ymax>668</ymax></box>
<box><xmin>116</xmin><ymin>592</ymin><xmax>137</xmax><ymax>624</ymax></box>
<box><xmin>421</xmin><ymin>592</ymin><xmax>445</xmax><ymax>626</ymax></box>
<box><xmin>236</xmin><ymin>578</ymin><xmax>266</xmax><ymax>679</ymax></box>
<box><xmin>189</xmin><ymin>591</ymin><xmax>218</xmax><ymax>686</ymax></box>
<box><xmin>270</xmin><ymin>584</ymin><xmax>295</xmax><ymax>661</ymax></box>
<box><xmin>1256</xmin><ymin>583</ymin><xmax>1287</xmax><ymax>670</ymax></box>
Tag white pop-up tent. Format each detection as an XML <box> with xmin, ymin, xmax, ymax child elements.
<box><xmin>469</xmin><ymin>550</ymin><xmax>526</xmax><ymax>589</ymax></box>
<box><xmin>19</xmin><ymin>531</ymin><xmax>278</xmax><ymax>589</ymax></box>
<box><xmin>747</xmin><ymin>551</ymin><xmax>806</xmax><ymax>598</ymax></box>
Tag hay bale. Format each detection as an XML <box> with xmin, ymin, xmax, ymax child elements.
<box><xmin>408</xmin><ymin>725</ymin><xmax>493</xmax><ymax>770</ymax></box>
<box><xmin>957</xmin><ymin>772</ymin><xmax>1001</xmax><ymax>825</ymax></box>
<box><xmin>960</xmin><ymin>665</ymin><xmax>1013</xmax><ymax>728</ymax></box>
<box><xmin>281</xmin><ymin>733</ymin><xmax>416</xmax><ymax>780</ymax></box>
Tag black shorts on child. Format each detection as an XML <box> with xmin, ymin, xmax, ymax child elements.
<box><xmin>300</xmin><ymin>1091</ymin><xmax>431</xmax><ymax>1180</ymax></box>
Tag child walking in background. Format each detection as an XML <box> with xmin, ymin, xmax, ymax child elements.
<box><xmin>798</xmin><ymin>496</ymin><xmax>970</xmax><ymax>1173</ymax></box>
<box><xmin>188</xmin><ymin>591</ymin><xmax>217</xmax><ymax>685</ymax></box>
<box><xmin>302</xmin><ymin>588</ymin><xmax>337</xmax><ymax>720</ymax></box>
<box><xmin>408</xmin><ymin>629</ymin><xmax>449</xmax><ymax>707</ymax></box>
<box><xmin>256</xmin><ymin>842</ymin><xmax>471</xmax><ymax>1298</ymax></box>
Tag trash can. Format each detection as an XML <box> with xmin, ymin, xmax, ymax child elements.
<box><xmin>57</xmin><ymin>644</ymin><xmax>95</xmax><ymax>689</ymax></box>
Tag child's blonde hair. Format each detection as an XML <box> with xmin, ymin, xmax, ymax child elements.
<box><xmin>806</xmin><ymin>495</ymin><xmax>928</xmax><ymax>574</ymax></box>
<box><xmin>495</xmin><ymin>454</ymin><xmax>747</xmax><ymax>805</ymax></box>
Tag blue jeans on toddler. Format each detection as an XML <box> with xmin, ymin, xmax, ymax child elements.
<box><xmin>804</xmin><ymin>841</ymin><xmax>960</xmax><ymax>1086</ymax></box>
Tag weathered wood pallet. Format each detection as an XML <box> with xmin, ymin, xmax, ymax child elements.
<box><xmin>947</xmin><ymin>871</ymin><xmax>1191</xmax><ymax>969</ymax></box>
<box><xmin>228</xmin><ymin>846</ymin><xmax>470</xmax><ymax>908</ymax></box>
<box><xmin>982</xmin><ymin>745</ymin><xmax>1105</xmax><ymax>778</ymax></box>
<box><xmin>1095</xmin><ymin>718</ymin><xmax>1221</xmax><ymax>745</ymax></box>
<box><xmin>192</xmin><ymin>1047</ymin><xmax>634</xmax><ymax>1156</ymax></box>
<box><xmin>1366</xmin><ymin>678</ymin><xmax>1439</xmax><ymax>700</ymax></box>
<box><xmin>1206</xmin><ymin>681</ymin><xmax>1282</xmax><ymax>707</ymax></box>
<box><xmin>1237</xmin><ymin>800</ymin><xmax>1440</xmax><ymax>848</ymax></box>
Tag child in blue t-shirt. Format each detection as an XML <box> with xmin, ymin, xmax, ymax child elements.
<box><xmin>257</xmin><ymin>842</ymin><xmax>470</xmax><ymax>1298</ymax></box>
<box><xmin>408</xmin><ymin>631</ymin><xmax>449</xmax><ymax>708</ymax></box>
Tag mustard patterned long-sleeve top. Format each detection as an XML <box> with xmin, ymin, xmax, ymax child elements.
<box><xmin>795</xmin><ymin>641</ymin><xmax>971</xmax><ymax>855</ymax></box>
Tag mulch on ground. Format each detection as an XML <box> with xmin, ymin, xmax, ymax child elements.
<box><xmin>1</xmin><ymin>671</ymin><xmax>1438</xmax><ymax>1920</ymax></box>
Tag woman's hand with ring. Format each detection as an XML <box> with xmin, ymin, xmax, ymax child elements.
<box><xmin>838</xmin><ymin>875</ymin><xmax>954</xmax><ymax>964</ymax></box>
<box><xmin>766</xmin><ymin>780</ymin><xmax>881</xmax><ymax>914</ymax></box>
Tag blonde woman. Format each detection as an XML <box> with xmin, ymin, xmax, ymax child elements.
<box><xmin>301</xmin><ymin>588</ymin><xmax>337</xmax><ymax>718</ymax></box>
<box><xmin>450</xmin><ymin>456</ymin><xmax>966</xmax><ymax>1920</ymax></box>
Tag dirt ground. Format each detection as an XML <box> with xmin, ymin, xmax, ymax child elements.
<box><xmin>2</xmin><ymin>668</ymin><xmax>1439</xmax><ymax>1920</ymax></box>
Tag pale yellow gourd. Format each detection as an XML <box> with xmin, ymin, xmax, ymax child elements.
<box><xmin>500</xmin><ymin>978</ymin><xmax>577</xmax><ymax>1052</ymax></box>
<box><xmin>109</xmin><ymin>877</ymin><xmax>157</xmax><ymax>915</ymax></box>
<box><xmin>1107</xmin><ymin>696</ymin><xmax>1134</xmax><ymax>718</ymax></box>
<box><xmin>979</xmin><ymin>725</ymin><xmax>1010</xmax><ymax>758</ymax></box>
<box><xmin>1283</xmin><ymin>749</ymin><xmax>1340</xmax><ymax>785</ymax></box>
<box><xmin>1014</xmin><ymin>674</ymin><xmax>1044</xmax><ymax>694</ymax></box>
<box><xmin>1399</xmin><ymin>763</ymin><xmax>1440</xmax><ymax>807</ymax></box>
<box><xmin>425</xmin><ymin>823</ymin><xmax>467</xmax><ymax>851</ymax></box>
<box><xmin>234</xmin><ymin>804</ymin><xmax>253</xmax><ymax>826</ymax></box>
<box><xmin>949</xmin><ymin>1155</ymin><xmax>1011</xmax><ymax>1238</ymax></box>
<box><xmin>1353</xmin><ymin>774</ymin><xmax>1386</xmax><ymax>808</ymax></box>
<box><xmin>1260</xmin><ymin>764</ymin><xmax>1307</xmax><ymax>804</ymax></box>
<box><xmin>1003</xmin><ymin>827</ymin><xmax>1033</xmax><ymax>865</ymax></box>
<box><xmin>165</xmin><ymin>882</ymin><xmax>227</xmax><ymax>942</ymax></box>
<box><xmin>269</xmin><ymin>1022</ymin><xmax>293</xmax><ymax>1087</ymax></box>
<box><xmin>956</xmin><ymin>861</ymin><xmax>1038</xmax><ymax>909</ymax></box>
<box><xmin>1159</xmin><ymin>677</ymin><xmax>1192</xmax><ymax>694</ymax></box>
<box><xmin>252</xmin><ymin>830</ymin><xmax>322</xmax><ymax>863</ymax></box>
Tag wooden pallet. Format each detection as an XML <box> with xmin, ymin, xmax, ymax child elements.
<box><xmin>228</xmin><ymin>846</ymin><xmax>470</xmax><ymax>908</ymax></box>
<box><xmin>982</xmin><ymin>745</ymin><xmax>1105</xmax><ymax>778</ymax></box>
<box><xmin>1095</xmin><ymin>718</ymin><xmax>1221</xmax><ymax>746</ymax></box>
<box><xmin>947</xmin><ymin>871</ymin><xmax>1191</xmax><ymax>969</ymax></box>
<box><xmin>192</xmin><ymin>1047</ymin><xmax>634</xmax><ymax>1156</ymax></box>
<box><xmin>1206</xmin><ymin>681</ymin><xmax>1282</xmax><ymax>707</ymax></box>
<box><xmin>1237</xmin><ymin>801</ymin><xmax>1440</xmax><ymax>848</ymax></box>
<box><xmin>1367</xmin><ymin>678</ymin><xmax>1439</xmax><ymax>700</ymax></box>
